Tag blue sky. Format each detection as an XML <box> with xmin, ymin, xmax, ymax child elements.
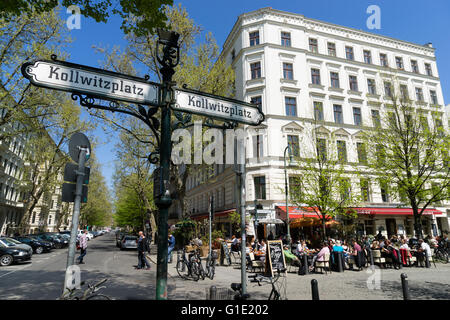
<box><xmin>60</xmin><ymin>0</ymin><xmax>450</xmax><ymax>192</ymax></box>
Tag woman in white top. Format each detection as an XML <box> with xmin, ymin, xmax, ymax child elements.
<box><xmin>399</xmin><ymin>239</ymin><xmax>410</xmax><ymax>250</ymax></box>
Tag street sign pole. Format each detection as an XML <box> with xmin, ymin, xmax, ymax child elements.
<box><xmin>63</xmin><ymin>146</ymin><xmax>88</xmax><ymax>294</ymax></box>
<box><xmin>209</xmin><ymin>196</ymin><xmax>214</xmax><ymax>259</ymax></box>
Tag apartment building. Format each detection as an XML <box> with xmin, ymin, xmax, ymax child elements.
<box><xmin>184</xmin><ymin>8</ymin><xmax>449</xmax><ymax>239</ymax></box>
<box><xmin>0</xmin><ymin>110</ymin><xmax>71</xmax><ymax>235</ymax></box>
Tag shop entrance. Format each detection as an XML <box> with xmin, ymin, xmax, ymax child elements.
<box><xmin>386</xmin><ymin>218</ymin><xmax>397</xmax><ymax>237</ymax></box>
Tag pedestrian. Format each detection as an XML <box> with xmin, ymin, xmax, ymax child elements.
<box><xmin>168</xmin><ymin>233</ymin><xmax>176</xmax><ymax>263</ymax></box>
<box><xmin>136</xmin><ymin>231</ymin><xmax>151</xmax><ymax>270</ymax></box>
<box><xmin>77</xmin><ymin>230</ymin><xmax>88</xmax><ymax>264</ymax></box>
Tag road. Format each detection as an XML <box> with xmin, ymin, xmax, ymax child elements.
<box><xmin>1</xmin><ymin>233</ymin><xmax>449</xmax><ymax>300</ymax></box>
<box><xmin>0</xmin><ymin>233</ymin><xmax>176</xmax><ymax>300</ymax></box>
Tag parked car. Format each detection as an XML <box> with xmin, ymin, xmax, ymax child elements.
<box><xmin>13</xmin><ymin>236</ymin><xmax>53</xmax><ymax>254</ymax></box>
<box><xmin>0</xmin><ymin>237</ymin><xmax>33</xmax><ymax>266</ymax></box>
<box><xmin>31</xmin><ymin>234</ymin><xmax>67</xmax><ymax>249</ymax></box>
<box><xmin>116</xmin><ymin>232</ymin><xmax>126</xmax><ymax>247</ymax></box>
<box><xmin>91</xmin><ymin>231</ymin><xmax>99</xmax><ymax>238</ymax></box>
<box><xmin>119</xmin><ymin>235</ymin><xmax>138</xmax><ymax>250</ymax></box>
<box><xmin>86</xmin><ymin>232</ymin><xmax>94</xmax><ymax>240</ymax></box>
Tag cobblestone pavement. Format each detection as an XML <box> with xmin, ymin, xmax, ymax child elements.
<box><xmin>165</xmin><ymin>257</ymin><xmax>450</xmax><ymax>300</ymax></box>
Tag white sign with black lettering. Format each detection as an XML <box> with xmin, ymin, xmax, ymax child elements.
<box><xmin>173</xmin><ymin>89</ymin><xmax>264</xmax><ymax>125</ymax></box>
<box><xmin>22</xmin><ymin>60</ymin><xmax>159</xmax><ymax>106</ymax></box>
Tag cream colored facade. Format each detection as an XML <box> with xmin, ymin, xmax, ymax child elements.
<box><xmin>184</xmin><ymin>8</ymin><xmax>449</xmax><ymax>238</ymax></box>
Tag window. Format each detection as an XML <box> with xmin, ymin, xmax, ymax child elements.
<box><xmin>349</xmin><ymin>75</ymin><xmax>358</xmax><ymax>91</ymax></box>
<box><xmin>340</xmin><ymin>178</ymin><xmax>351</xmax><ymax>201</ymax></box>
<box><xmin>363</xmin><ymin>50</ymin><xmax>372</xmax><ymax>64</ymax></box>
<box><xmin>32</xmin><ymin>212</ymin><xmax>36</xmax><ymax>224</ymax></box>
<box><xmin>420</xmin><ymin>116</ymin><xmax>429</xmax><ymax>131</ymax></box>
<box><xmin>360</xmin><ymin>179</ymin><xmax>370</xmax><ymax>202</ymax></box>
<box><xmin>337</xmin><ymin>140</ymin><xmax>347</xmax><ymax>162</ymax></box>
<box><xmin>327</xmin><ymin>42</ymin><xmax>336</xmax><ymax>56</ymax></box>
<box><xmin>333</xmin><ymin>104</ymin><xmax>343</xmax><ymax>124</ymax></box>
<box><xmin>367</xmin><ymin>79</ymin><xmax>376</xmax><ymax>94</ymax></box>
<box><xmin>249</xmin><ymin>31</ymin><xmax>259</xmax><ymax>46</ymax></box>
<box><xmin>400</xmin><ymin>85</ymin><xmax>409</xmax><ymax>100</ymax></box>
<box><xmin>281</xmin><ymin>32</ymin><xmax>291</xmax><ymax>47</ymax></box>
<box><xmin>283</xmin><ymin>62</ymin><xmax>293</xmax><ymax>80</ymax></box>
<box><xmin>316</xmin><ymin>138</ymin><xmax>327</xmax><ymax>161</ymax></box>
<box><xmin>252</xmin><ymin>135</ymin><xmax>264</xmax><ymax>159</ymax></box>
<box><xmin>330</xmin><ymin>72</ymin><xmax>340</xmax><ymax>88</ymax></box>
<box><xmin>353</xmin><ymin>107</ymin><xmax>362</xmax><ymax>125</ymax></box>
<box><xmin>376</xmin><ymin>144</ymin><xmax>386</xmax><ymax>166</ymax></box>
<box><xmin>250</xmin><ymin>96</ymin><xmax>262</xmax><ymax>109</ymax></box>
<box><xmin>396</xmin><ymin>57</ymin><xmax>404</xmax><ymax>69</ymax></box>
<box><xmin>430</xmin><ymin>90</ymin><xmax>438</xmax><ymax>105</ymax></box>
<box><xmin>357</xmin><ymin>143</ymin><xmax>367</xmax><ymax>163</ymax></box>
<box><xmin>287</xmin><ymin>135</ymin><xmax>300</xmax><ymax>157</ymax></box>
<box><xmin>314</xmin><ymin>101</ymin><xmax>324</xmax><ymax>121</ymax></box>
<box><xmin>384</xmin><ymin>81</ymin><xmax>393</xmax><ymax>98</ymax></box>
<box><xmin>309</xmin><ymin>38</ymin><xmax>318</xmax><ymax>53</ymax></box>
<box><xmin>380</xmin><ymin>53</ymin><xmax>388</xmax><ymax>67</ymax></box>
<box><xmin>425</xmin><ymin>63</ymin><xmax>433</xmax><ymax>76</ymax></box>
<box><xmin>285</xmin><ymin>97</ymin><xmax>297</xmax><ymax>116</ymax></box>
<box><xmin>48</xmin><ymin>215</ymin><xmax>52</xmax><ymax>225</ymax></box>
<box><xmin>345</xmin><ymin>46</ymin><xmax>354</xmax><ymax>60</ymax></box>
<box><xmin>415</xmin><ymin>87</ymin><xmax>424</xmax><ymax>102</ymax></box>
<box><xmin>371</xmin><ymin>109</ymin><xmax>380</xmax><ymax>127</ymax></box>
<box><xmin>311</xmin><ymin>68</ymin><xmax>321</xmax><ymax>85</ymax></box>
<box><xmin>380</xmin><ymin>182</ymin><xmax>389</xmax><ymax>202</ymax></box>
<box><xmin>254</xmin><ymin>176</ymin><xmax>266</xmax><ymax>200</ymax></box>
<box><xmin>250</xmin><ymin>62</ymin><xmax>261</xmax><ymax>79</ymax></box>
<box><xmin>289</xmin><ymin>176</ymin><xmax>302</xmax><ymax>199</ymax></box>
<box><xmin>411</xmin><ymin>60</ymin><xmax>419</xmax><ymax>73</ymax></box>
<box><xmin>231</xmin><ymin>49</ymin><xmax>235</xmax><ymax>61</ymax></box>
<box><xmin>388</xmin><ymin>112</ymin><xmax>398</xmax><ymax>129</ymax></box>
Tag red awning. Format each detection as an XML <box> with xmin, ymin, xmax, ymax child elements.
<box><xmin>191</xmin><ymin>209</ymin><xmax>236</xmax><ymax>221</ymax></box>
<box><xmin>275</xmin><ymin>206</ymin><xmax>330</xmax><ymax>219</ymax></box>
<box><xmin>350</xmin><ymin>207</ymin><xmax>442</xmax><ymax>216</ymax></box>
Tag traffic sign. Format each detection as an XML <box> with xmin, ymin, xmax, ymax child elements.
<box><xmin>68</xmin><ymin>132</ymin><xmax>91</xmax><ymax>163</ymax></box>
<box><xmin>21</xmin><ymin>59</ymin><xmax>160</xmax><ymax>106</ymax></box>
<box><xmin>62</xmin><ymin>183</ymin><xmax>88</xmax><ymax>203</ymax></box>
<box><xmin>173</xmin><ymin>88</ymin><xmax>265</xmax><ymax>125</ymax></box>
<box><xmin>63</xmin><ymin>163</ymin><xmax>90</xmax><ymax>184</ymax></box>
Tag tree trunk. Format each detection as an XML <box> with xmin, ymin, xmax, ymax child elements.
<box><xmin>322</xmin><ymin>220</ymin><xmax>327</xmax><ymax>241</ymax></box>
<box><xmin>413</xmin><ymin>214</ymin><xmax>423</xmax><ymax>239</ymax></box>
<box><xmin>142</xmin><ymin>194</ymin><xmax>157</xmax><ymax>244</ymax></box>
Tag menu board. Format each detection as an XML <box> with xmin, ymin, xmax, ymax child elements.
<box><xmin>221</xmin><ymin>242</ymin><xmax>232</xmax><ymax>265</ymax></box>
<box><xmin>267</xmin><ymin>240</ymin><xmax>286</xmax><ymax>276</ymax></box>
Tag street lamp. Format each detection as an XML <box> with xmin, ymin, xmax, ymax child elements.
<box><xmin>284</xmin><ymin>145</ymin><xmax>293</xmax><ymax>244</ymax></box>
<box><xmin>154</xmin><ymin>28</ymin><xmax>180</xmax><ymax>301</ymax></box>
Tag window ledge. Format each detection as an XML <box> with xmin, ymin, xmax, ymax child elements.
<box><xmin>328</xmin><ymin>87</ymin><xmax>344</xmax><ymax>93</ymax></box>
<box><xmin>280</xmin><ymin>78</ymin><xmax>298</xmax><ymax>85</ymax></box>
<box><xmin>348</xmin><ymin>90</ymin><xmax>362</xmax><ymax>96</ymax></box>
<box><xmin>309</xmin><ymin>83</ymin><xmax>325</xmax><ymax>90</ymax></box>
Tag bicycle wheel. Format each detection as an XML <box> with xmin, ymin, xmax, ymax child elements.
<box><xmin>207</xmin><ymin>260</ymin><xmax>215</xmax><ymax>280</ymax></box>
<box><xmin>176</xmin><ymin>260</ymin><xmax>190</xmax><ymax>279</ymax></box>
<box><xmin>86</xmin><ymin>294</ymin><xmax>112</xmax><ymax>300</ymax></box>
<box><xmin>190</xmin><ymin>262</ymin><xmax>200</xmax><ymax>281</ymax></box>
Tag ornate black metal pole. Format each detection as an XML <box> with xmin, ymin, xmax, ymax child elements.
<box><xmin>155</xmin><ymin>29</ymin><xmax>180</xmax><ymax>300</ymax></box>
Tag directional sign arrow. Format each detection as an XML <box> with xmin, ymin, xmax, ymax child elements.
<box><xmin>172</xmin><ymin>88</ymin><xmax>265</xmax><ymax>126</ymax></box>
<box><xmin>21</xmin><ymin>59</ymin><xmax>161</xmax><ymax>106</ymax></box>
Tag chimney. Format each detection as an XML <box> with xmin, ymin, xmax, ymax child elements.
<box><xmin>424</xmin><ymin>42</ymin><xmax>433</xmax><ymax>48</ymax></box>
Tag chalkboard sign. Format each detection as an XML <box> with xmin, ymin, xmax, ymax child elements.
<box><xmin>221</xmin><ymin>242</ymin><xmax>232</xmax><ymax>265</ymax></box>
<box><xmin>266</xmin><ymin>240</ymin><xmax>286</xmax><ymax>276</ymax></box>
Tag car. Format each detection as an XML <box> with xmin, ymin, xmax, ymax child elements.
<box><xmin>13</xmin><ymin>236</ymin><xmax>53</xmax><ymax>254</ymax></box>
<box><xmin>86</xmin><ymin>232</ymin><xmax>94</xmax><ymax>240</ymax></box>
<box><xmin>0</xmin><ymin>237</ymin><xmax>33</xmax><ymax>266</ymax></box>
<box><xmin>116</xmin><ymin>232</ymin><xmax>126</xmax><ymax>247</ymax></box>
<box><xmin>91</xmin><ymin>231</ymin><xmax>99</xmax><ymax>238</ymax></box>
<box><xmin>119</xmin><ymin>235</ymin><xmax>138</xmax><ymax>250</ymax></box>
<box><xmin>31</xmin><ymin>234</ymin><xmax>67</xmax><ymax>249</ymax></box>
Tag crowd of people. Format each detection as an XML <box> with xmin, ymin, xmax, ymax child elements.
<box><xmin>225</xmin><ymin>232</ymin><xmax>449</xmax><ymax>274</ymax></box>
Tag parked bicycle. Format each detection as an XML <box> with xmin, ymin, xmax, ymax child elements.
<box><xmin>230</xmin><ymin>282</ymin><xmax>250</xmax><ymax>300</ymax></box>
<box><xmin>176</xmin><ymin>247</ymin><xmax>201</xmax><ymax>281</ymax></box>
<box><xmin>249</xmin><ymin>270</ymin><xmax>284</xmax><ymax>300</ymax></box>
<box><xmin>204</xmin><ymin>250</ymin><xmax>218</xmax><ymax>280</ymax></box>
<box><xmin>59</xmin><ymin>278</ymin><xmax>111</xmax><ymax>300</ymax></box>
<box><xmin>433</xmin><ymin>246</ymin><xmax>449</xmax><ymax>264</ymax></box>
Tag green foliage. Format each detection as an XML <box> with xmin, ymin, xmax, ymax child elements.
<box><xmin>113</xmin><ymin>184</ymin><xmax>145</xmax><ymax>232</ymax></box>
<box><xmin>0</xmin><ymin>0</ymin><xmax>173</xmax><ymax>36</ymax></box>
<box><xmin>173</xmin><ymin>219</ymin><xmax>197</xmax><ymax>247</ymax></box>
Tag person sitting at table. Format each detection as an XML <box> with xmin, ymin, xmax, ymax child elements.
<box><xmin>416</xmin><ymin>239</ymin><xmax>432</xmax><ymax>267</ymax></box>
<box><xmin>399</xmin><ymin>239</ymin><xmax>410</xmax><ymax>250</ymax></box>
<box><xmin>381</xmin><ymin>240</ymin><xmax>400</xmax><ymax>269</ymax></box>
<box><xmin>283</xmin><ymin>245</ymin><xmax>302</xmax><ymax>274</ymax></box>
<box><xmin>259</xmin><ymin>239</ymin><xmax>266</xmax><ymax>254</ymax></box>
<box><xmin>296</xmin><ymin>240</ymin><xmax>309</xmax><ymax>256</ymax></box>
<box><xmin>231</xmin><ymin>235</ymin><xmax>240</xmax><ymax>252</ymax></box>
<box><xmin>310</xmin><ymin>241</ymin><xmax>330</xmax><ymax>272</ymax></box>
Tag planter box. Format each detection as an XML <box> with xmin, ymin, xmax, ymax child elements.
<box><xmin>200</xmin><ymin>245</ymin><xmax>209</xmax><ymax>257</ymax></box>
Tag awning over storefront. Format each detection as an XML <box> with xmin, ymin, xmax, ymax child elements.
<box><xmin>350</xmin><ymin>207</ymin><xmax>442</xmax><ymax>216</ymax></box>
<box><xmin>191</xmin><ymin>209</ymin><xmax>236</xmax><ymax>221</ymax></box>
<box><xmin>275</xmin><ymin>206</ymin><xmax>331</xmax><ymax>220</ymax></box>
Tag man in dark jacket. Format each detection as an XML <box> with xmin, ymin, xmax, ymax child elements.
<box><xmin>136</xmin><ymin>231</ymin><xmax>151</xmax><ymax>270</ymax></box>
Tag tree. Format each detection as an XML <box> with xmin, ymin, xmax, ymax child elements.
<box><xmin>0</xmin><ymin>0</ymin><xmax>173</xmax><ymax>36</ymax></box>
<box><xmin>289</xmin><ymin>120</ymin><xmax>360</xmax><ymax>240</ymax></box>
<box><xmin>80</xmin><ymin>151</ymin><xmax>113</xmax><ymax>228</ymax></box>
<box><xmin>92</xmin><ymin>4</ymin><xmax>234</xmax><ymax>218</ymax></box>
<box><xmin>362</xmin><ymin>78</ymin><xmax>449</xmax><ymax>239</ymax></box>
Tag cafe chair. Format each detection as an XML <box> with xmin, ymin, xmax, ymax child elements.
<box><xmin>314</xmin><ymin>253</ymin><xmax>331</xmax><ymax>275</ymax></box>
<box><xmin>407</xmin><ymin>250</ymin><xmax>417</xmax><ymax>267</ymax></box>
<box><xmin>371</xmin><ymin>250</ymin><xmax>386</xmax><ymax>268</ymax></box>
<box><xmin>249</xmin><ymin>252</ymin><xmax>265</xmax><ymax>273</ymax></box>
<box><xmin>429</xmin><ymin>249</ymin><xmax>437</xmax><ymax>268</ymax></box>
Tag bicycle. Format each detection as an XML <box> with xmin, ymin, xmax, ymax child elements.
<box><xmin>433</xmin><ymin>246</ymin><xmax>449</xmax><ymax>264</ymax></box>
<box><xmin>204</xmin><ymin>251</ymin><xmax>218</xmax><ymax>280</ymax></box>
<box><xmin>230</xmin><ymin>282</ymin><xmax>250</xmax><ymax>300</ymax></box>
<box><xmin>176</xmin><ymin>247</ymin><xmax>200</xmax><ymax>281</ymax></box>
<box><xmin>249</xmin><ymin>270</ymin><xmax>284</xmax><ymax>300</ymax></box>
<box><xmin>59</xmin><ymin>278</ymin><xmax>111</xmax><ymax>300</ymax></box>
